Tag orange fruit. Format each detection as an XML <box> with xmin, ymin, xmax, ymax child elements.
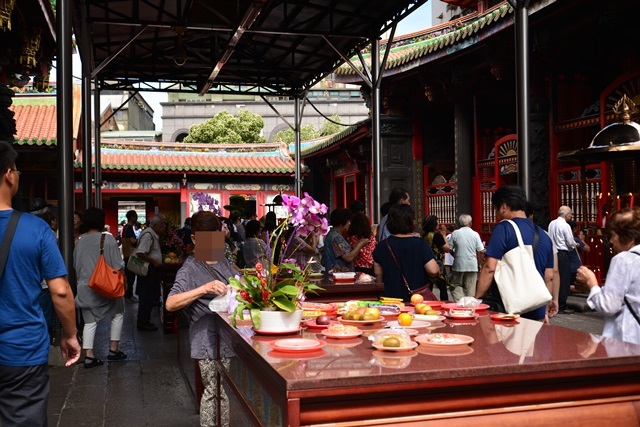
<box><xmin>410</xmin><ymin>294</ymin><xmax>424</xmax><ymax>305</ymax></box>
<box><xmin>397</xmin><ymin>313</ymin><xmax>413</xmax><ymax>326</ymax></box>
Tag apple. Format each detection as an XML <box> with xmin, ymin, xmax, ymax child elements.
<box><xmin>316</xmin><ymin>315</ymin><xmax>332</xmax><ymax>325</ymax></box>
<box><xmin>414</xmin><ymin>303</ymin><xmax>427</xmax><ymax>315</ymax></box>
<box><xmin>364</xmin><ymin>307</ymin><xmax>380</xmax><ymax>319</ymax></box>
<box><xmin>410</xmin><ymin>294</ymin><xmax>424</xmax><ymax>305</ymax></box>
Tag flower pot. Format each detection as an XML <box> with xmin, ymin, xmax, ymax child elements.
<box><xmin>251</xmin><ymin>309</ymin><xmax>303</xmax><ymax>333</ymax></box>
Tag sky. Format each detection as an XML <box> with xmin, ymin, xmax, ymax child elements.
<box><xmin>68</xmin><ymin>3</ymin><xmax>431</xmax><ymax>132</ymax></box>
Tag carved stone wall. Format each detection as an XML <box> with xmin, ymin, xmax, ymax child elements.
<box><xmin>529</xmin><ymin>95</ymin><xmax>551</xmax><ymax>226</ymax></box>
<box><xmin>380</xmin><ymin>116</ymin><xmax>414</xmax><ymax>210</ymax></box>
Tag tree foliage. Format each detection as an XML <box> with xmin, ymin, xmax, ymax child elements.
<box><xmin>319</xmin><ymin>114</ymin><xmax>342</xmax><ymax>136</ymax></box>
<box><xmin>183</xmin><ymin>110</ymin><xmax>266</xmax><ymax>144</ymax></box>
<box><xmin>273</xmin><ymin>115</ymin><xmax>343</xmax><ymax>143</ymax></box>
<box><xmin>273</xmin><ymin>124</ymin><xmax>318</xmax><ymax>143</ymax></box>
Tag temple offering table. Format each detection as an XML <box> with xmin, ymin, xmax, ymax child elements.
<box><xmin>214</xmin><ymin>311</ymin><xmax>640</xmax><ymax>426</ymax></box>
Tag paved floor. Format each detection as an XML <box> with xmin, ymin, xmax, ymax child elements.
<box><xmin>41</xmin><ymin>293</ymin><xmax>605</xmax><ymax>427</ymax></box>
<box><xmin>47</xmin><ymin>301</ymin><xmax>199</xmax><ymax>427</ymax></box>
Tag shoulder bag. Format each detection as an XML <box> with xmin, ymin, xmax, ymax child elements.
<box><xmin>89</xmin><ymin>233</ymin><xmax>125</xmax><ymax>299</ymax></box>
<box><xmin>385</xmin><ymin>240</ymin><xmax>438</xmax><ymax>301</ymax></box>
<box><xmin>126</xmin><ymin>230</ymin><xmax>153</xmax><ymax>277</ymax></box>
<box><xmin>493</xmin><ymin>220</ymin><xmax>552</xmax><ymax>314</ymax></box>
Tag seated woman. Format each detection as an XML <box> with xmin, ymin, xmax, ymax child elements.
<box><xmin>243</xmin><ymin>219</ymin><xmax>267</xmax><ymax>268</ymax></box>
<box><xmin>347</xmin><ymin>212</ymin><xmax>377</xmax><ymax>276</ymax></box>
<box><xmin>576</xmin><ymin>207</ymin><xmax>640</xmax><ymax>344</ymax></box>
<box><xmin>373</xmin><ymin>204</ymin><xmax>440</xmax><ymax>301</ymax></box>
<box><xmin>323</xmin><ymin>208</ymin><xmax>370</xmax><ymax>272</ymax></box>
<box><xmin>166</xmin><ymin>211</ymin><xmax>235</xmax><ymax>426</ymax></box>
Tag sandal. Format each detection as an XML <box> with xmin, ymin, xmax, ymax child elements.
<box><xmin>107</xmin><ymin>350</ymin><xmax>128</xmax><ymax>361</ymax></box>
<box><xmin>83</xmin><ymin>357</ymin><xmax>104</xmax><ymax>369</ymax></box>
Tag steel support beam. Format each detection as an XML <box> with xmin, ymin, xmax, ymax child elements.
<box><xmin>514</xmin><ymin>0</ymin><xmax>531</xmax><ymax>198</ymax></box>
<box><xmin>371</xmin><ymin>38</ymin><xmax>381</xmax><ymax>223</ymax></box>
<box><xmin>94</xmin><ymin>79</ymin><xmax>102</xmax><ymax>208</ymax></box>
<box><xmin>294</xmin><ymin>96</ymin><xmax>302</xmax><ymax>197</ymax></box>
<box><xmin>56</xmin><ymin>0</ymin><xmax>74</xmax><ymax>270</ymax></box>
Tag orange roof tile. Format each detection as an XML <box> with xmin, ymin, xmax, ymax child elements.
<box><xmin>12</xmin><ymin>85</ymin><xmax>82</xmax><ymax>146</ymax></box>
<box><xmin>76</xmin><ymin>146</ymin><xmax>300</xmax><ymax>175</ymax></box>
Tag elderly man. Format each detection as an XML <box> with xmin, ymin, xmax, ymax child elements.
<box><xmin>449</xmin><ymin>214</ymin><xmax>484</xmax><ymax>302</ymax></box>
<box><xmin>134</xmin><ymin>214</ymin><xmax>166</xmax><ymax>331</ymax></box>
<box><xmin>548</xmin><ymin>206</ymin><xmax>577</xmax><ymax>314</ymax></box>
<box><xmin>476</xmin><ymin>185</ymin><xmax>555</xmax><ymax>321</ymax></box>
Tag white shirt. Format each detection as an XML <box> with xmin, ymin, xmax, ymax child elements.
<box><xmin>587</xmin><ymin>246</ymin><xmax>640</xmax><ymax>345</ymax></box>
<box><xmin>450</xmin><ymin>226</ymin><xmax>484</xmax><ymax>272</ymax></box>
<box><xmin>547</xmin><ymin>216</ymin><xmax>576</xmax><ymax>251</ymax></box>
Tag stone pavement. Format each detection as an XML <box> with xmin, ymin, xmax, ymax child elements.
<box><xmin>46</xmin><ymin>301</ymin><xmax>199</xmax><ymax>427</ymax></box>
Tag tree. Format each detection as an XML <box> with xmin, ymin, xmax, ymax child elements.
<box><xmin>273</xmin><ymin>124</ymin><xmax>318</xmax><ymax>143</ymax></box>
<box><xmin>319</xmin><ymin>114</ymin><xmax>342</xmax><ymax>136</ymax></box>
<box><xmin>183</xmin><ymin>110</ymin><xmax>266</xmax><ymax>144</ymax></box>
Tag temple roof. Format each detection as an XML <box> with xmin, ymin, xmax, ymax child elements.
<box><xmin>334</xmin><ymin>1</ymin><xmax>559</xmax><ymax>81</ymax></box>
<box><xmin>74</xmin><ymin>141</ymin><xmax>304</xmax><ymax>175</ymax></box>
<box><xmin>12</xmin><ymin>85</ymin><xmax>82</xmax><ymax>146</ymax></box>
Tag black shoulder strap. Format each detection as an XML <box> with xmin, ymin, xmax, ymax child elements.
<box><xmin>0</xmin><ymin>210</ymin><xmax>23</xmax><ymax>279</ymax></box>
<box><xmin>624</xmin><ymin>251</ymin><xmax>640</xmax><ymax>326</ymax></box>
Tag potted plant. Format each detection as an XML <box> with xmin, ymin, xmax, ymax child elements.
<box><xmin>229</xmin><ymin>193</ymin><xmax>329</xmax><ymax>331</ymax></box>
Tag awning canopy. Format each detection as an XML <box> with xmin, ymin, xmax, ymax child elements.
<box><xmin>71</xmin><ymin>0</ymin><xmax>428</xmax><ymax>96</ymax></box>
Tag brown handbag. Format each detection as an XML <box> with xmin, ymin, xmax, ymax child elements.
<box><xmin>89</xmin><ymin>233</ymin><xmax>125</xmax><ymax>299</ymax></box>
<box><xmin>385</xmin><ymin>240</ymin><xmax>438</xmax><ymax>301</ymax></box>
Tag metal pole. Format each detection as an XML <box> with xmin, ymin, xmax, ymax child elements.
<box><xmin>56</xmin><ymin>0</ymin><xmax>74</xmax><ymax>270</ymax></box>
<box><xmin>371</xmin><ymin>38</ymin><xmax>381</xmax><ymax>223</ymax></box>
<box><xmin>81</xmin><ymin>46</ymin><xmax>93</xmax><ymax>210</ymax></box>
<box><xmin>294</xmin><ymin>96</ymin><xmax>302</xmax><ymax>197</ymax></box>
<box><xmin>515</xmin><ymin>1</ymin><xmax>531</xmax><ymax>198</ymax></box>
<box><xmin>94</xmin><ymin>78</ymin><xmax>102</xmax><ymax>208</ymax></box>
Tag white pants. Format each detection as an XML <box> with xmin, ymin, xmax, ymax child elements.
<box><xmin>82</xmin><ymin>312</ymin><xmax>124</xmax><ymax>350</ymax></box>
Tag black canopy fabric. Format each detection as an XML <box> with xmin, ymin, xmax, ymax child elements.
<box><xmin>72</xmin><ymin>0</ymin><xmax>427</xmax><ymax>96</ymax></box>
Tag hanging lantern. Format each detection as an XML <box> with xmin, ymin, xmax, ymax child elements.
<box><xmin>0</xmin><ymin>0</ymin><xmax>15</xmax><ymax>32</ymax></box>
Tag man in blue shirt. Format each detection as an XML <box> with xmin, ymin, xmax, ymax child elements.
<box><xmin>0</xmin><ymin>141</ymin><xmax>80</xmax><ymax>426</ymax></box>
<box><xmin>476</xmin><ymin>185</ymin><xmax>555</xmax><ymax>320</ymax></box>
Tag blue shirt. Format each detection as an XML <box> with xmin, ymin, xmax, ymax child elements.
<box><xmin>485</xmin><ymin>218</ymin><xmax>554</xmax><ymax>320</ymax></box>
<box><xmin>323</xmin><ymin>228</ymin><xmax>354</xmax><ymax>272</ymax></box>
<box><xmin>0</xmin><ymin>210</ymin><xmax>67</xmax><ymax>366</ymax></box>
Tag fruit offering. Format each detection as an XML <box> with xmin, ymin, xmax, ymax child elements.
<box><xmin>397</xmin><ymin>313</ymin><xmax>413</xmax><ymax>326</ymax></box>
<box><xmin>342</xmin><ymin>307</ymin><xmax>380</xmax><ymax>321</ymax></box>
<box><xmin>410</xmin><ymin>294</ymin><xmax>424</xmax><ymax>305</ymax></box>
<box><xmin>369</xmin><ymin>330</ymin><xmax>412</xmax><ymax>348</ymax></box>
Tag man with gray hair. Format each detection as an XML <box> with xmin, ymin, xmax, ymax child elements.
<box><xmin>548</xmin><ymin>206</ymin><xmax>576</xmax><ymax>314</ymax></box>
<box><xmin>449</xmin><ymin>214</ymin><xmax>485</xmax><ymax>302</ymax></box>
<box><xmin>134</xmin><ymin>214</ymin><xmax>166</xmax><ymax>331</ymax></box>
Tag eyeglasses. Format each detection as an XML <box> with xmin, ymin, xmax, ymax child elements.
<box><xmin>9</xmin><ymin>169</ymin><xmax>20</xmax><ymax>176</ymax></box>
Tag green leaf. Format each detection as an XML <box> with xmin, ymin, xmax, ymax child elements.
<box><xmin>250</xmin><ymin>308</ymin><xmax>261</xmax><ymax>330</ymax></box>
<box><xmin>271</xmin><ymin>297</ymin><xmax>296</xmax><ymax>312</ymax></box>
<box><xmin>271</xmin><ymin>285</ymin><xmax>301</xmax><ymax>298</ymax></box>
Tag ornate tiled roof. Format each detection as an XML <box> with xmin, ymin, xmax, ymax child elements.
<box><xmin>300</xmin><ymin>121</ymin><xmax>368</xmax><ymax>157</ymax></box>
<box><xmin>336</xmin><ymin>3</ymin><xmax>514</xmax><ymax>78</ymax></box>
<box><xmin>75</xmin><ymin>141</ymin><xmax>303</xmax><ymax>175</ymax></box>
<box><xmin>12</xmin><ymin>85</ymin><xmax>82</xmax><ymax>146</ymax></box>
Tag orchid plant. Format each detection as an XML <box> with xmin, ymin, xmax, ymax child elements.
<box><xmin>229</xmin><ymin>193</ymin><xmax>329</xmax><ymax>328</ymax></box>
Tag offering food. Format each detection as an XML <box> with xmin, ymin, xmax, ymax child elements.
<box><xmin>410</xmin><ymin>294</ymin><xmax>424</xmax><ymax>305</ymax></box>
<box><xmin>327</xmin><ymin>324</ymin><xmax>359</xmax><ymax>335</ymax></box>
<box><xmin>342</xmin><ymin>307</ymin><xmax>380</xmax><ymax>321</ymax></box>
<box><xmin>370</xmin><ymin>330</ymin><xmax>412</xmax><ymax>348</ymax></box>
<box><xmin>316</xmin><ymin>315</ymin><xmax>333</xmax><ymax>325</ymax></box>
<box><xmin>448</xmin><ymin>309</ymin><xmax>475</xmax><ymax>317</ymax></box>
<box><xmin>302</xmin><ymin>310</ymin><xmax>325</xmax><ymax>319</ymax></box>
<box><xmin>397</xmin><ymin>313</ymin><xmax>413</xmax><ymax>326</ymax></box>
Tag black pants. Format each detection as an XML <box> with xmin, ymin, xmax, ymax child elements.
<box><xmin>136</xmin><ymin>264</ymin><xmax>160</xmax><ymax>325</ymax></box>
<box><xmin>0</xmin><ymin>363</ymin><xmax>49</xmax><ymax>427</ymax></box>
<box><xmin>124</xmin><ymin>257</ymin><xmax>136</xmax><ymax>298</ymax></box>
<box><xmin>557</xmin><ymin>250</ymin><xmax>571</xmax><ymax>310</ymax></box>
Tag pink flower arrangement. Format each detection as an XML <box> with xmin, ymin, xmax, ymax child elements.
<box><xmin>229</xmin><ymin>192</ymin><xmax>328</xmax><ymax>328</ymax></box>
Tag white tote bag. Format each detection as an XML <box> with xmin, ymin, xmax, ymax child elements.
<box><xmin>494</xmin><ymin>220</ymin><xmax>552</xmax><ymax>314</ymax></box>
